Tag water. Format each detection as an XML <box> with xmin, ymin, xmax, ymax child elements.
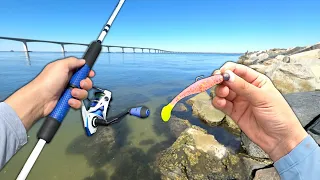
<box><xmin>0</xmin><ymin>52</ymin><xmax>241</xmax><ymax>180</ymax></box>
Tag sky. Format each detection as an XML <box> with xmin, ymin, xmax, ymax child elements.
<box><xmin>0</xmin><ymin>0</ymin><xmax>319</xmax><ymax>53</ymax></box>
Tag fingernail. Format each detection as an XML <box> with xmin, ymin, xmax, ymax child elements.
<box><xmin>225</xmin><ymin>70</ymin><xmax>235</xmax><ymax>82</ymax></box>
<box><xmin>213</xmin><ymin>70</ymin><xmax>221</xmax><ymax>75</ymax></box>
<box><xmin>82</xmin><ymin>81</ymin><xmax>87</xmax><ymax>87</ymax></box>
<box><xmin>69</xmin><ymin>100</ymin><xmax>74</xmax><ymax>106</ymax></box>
<box><xmin>73</xmin><ymin>90</ymin><xmax>78</xmax><ymax>96</ymax></box>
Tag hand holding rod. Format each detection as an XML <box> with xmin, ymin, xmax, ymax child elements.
<box><xmin>37</xmin><ymin>0</ymin><xmax>126</xmax><ymax>144</ymax></box>
<box><xmin>17</xmin><ymin>1</ymin><xmax>126</xmax><ymax>179</ymax></box>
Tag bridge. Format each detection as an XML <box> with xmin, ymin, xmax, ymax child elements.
<box><xmin>0</xmin><ymin>36</ymin><xmax>173</xmax><ymax>59</ymax></box>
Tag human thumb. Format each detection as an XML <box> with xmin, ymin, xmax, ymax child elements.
<box><xmin>223</xmin><ymin>70</ymin><xmax>262</xmax><ymax>105</ymax></box>
<box><xmin>65</xmin><ymin>57</ymin><xmax>86</xmax><ymax>70</ymax></box>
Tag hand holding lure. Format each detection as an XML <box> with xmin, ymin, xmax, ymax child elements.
<box><xmin>161</xmin><ymin>73</ymin><xmax>230</xmax><ymax>122</ymax></box>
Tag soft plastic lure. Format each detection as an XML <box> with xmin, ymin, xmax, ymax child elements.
<box><xmin>161</xmin><ymin>73</ymin><xmax>230</xmax><ymax>122</ymax></box>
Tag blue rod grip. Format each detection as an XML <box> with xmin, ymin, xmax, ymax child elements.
<box><xmin>37</xmin><ymin>41</ymin><xmax>102</xmax><ymax>143</ymax></box>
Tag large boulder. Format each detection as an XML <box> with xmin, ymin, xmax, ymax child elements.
<box><xmin>289</xmin><ymin>49</ymin><xmax>320</xmax><ymax>62</ymax></box>
<box><xmin>253</xmin><ymin>167</ymin><xmax>280</xmax><ymax>180</ymax></box>
<box><xmin>284</xmin><ymin>91</ymin><xmax>320</xmax><ymax>127</ymax></box>
<box><xmin>156</xmin><ymin>127</ymin><xmax>272</xmax><ymax>180</ymax></box>
<box><xmin>191</xmin><ymin>100</ymin><xmax>225</xmax><ymax>126</ymax></box>
<box><xmin>241</xmin><ymin>132</ymin><xmax>269</xmax><ymax>159</ymax></box>
<box><xmin>266</xmin><ymin>63</ymin><xmax>317</xmax><ymax>94</ymax></box>
<box><xmin>284</xmin><ymin>91</ymin><xmax>320</xmax><ymax>144</ymax></box>
<box><xmin>187</xmin><ymin>92</ymin><xmax>225</xmax><ymax>126</ymax></box>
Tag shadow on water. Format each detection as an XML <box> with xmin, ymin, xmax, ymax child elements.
<box><xmin>66</xmin><ymin>124</ymin><xmax>171</xmax><ymax>180</ymax></box>
<box><xmin>84</xmin><ymin>170</ymin><xmax>108</xmax><ymax>180</ymax></box>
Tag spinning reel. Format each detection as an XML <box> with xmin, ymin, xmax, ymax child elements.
<box><xmin>81</xmin><ymin>87</ymin><xmax>150</xmax><ymax>136</ymax></box>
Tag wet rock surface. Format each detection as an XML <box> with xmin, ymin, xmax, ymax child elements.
<box><xmin>253</xmin><ymin>167</ymin><xmax>280</xmax><ymax>180</ymax></box>
<box><xmin>156</xmin><ymin>127</ymin><xmax>272</xmax><ymax>180</ymax></box>
<box><xmin>173</xmin><ymin>102</ymin><xmax>188</xmax><ymax>112</ymax></box>
<box><xmin>168</xmin><ymin>116</ymin><xmax>192</xmax><ymax>138</ymax></box>
<box><xmin>241</xmin><ymin>132</ymin><xmax>269</xmax><ymax>159</ymax></box>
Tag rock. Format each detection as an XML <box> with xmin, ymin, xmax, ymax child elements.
<box><xmin>241</xmin><ymin>132</ymin><xmax>269</xmax><ymax>159</ymax></box>
<box><xmin>191</xmin><ymin>99</ymin><xmax>225</xmax><ymax>126</ymax></box>
<box><xmin>157</xmin><ymin>127</ymin><xmax>272</xmax><ymax>180</ymax></box>
<box><xmin>249</xmin><ymin>64</ymin><xmax>268</xmax><ymax>74</ymax></box>
<box><xmin>243</xmin><ymin>53</ymin><xmax>269</xmax><ymax>65</ymax></box>
<box><xmin>186</xmin><ymin>92</ymin><xmax>225</xmax><ymax>126</ymax></box>
<box><xmin>186</xmin><ymin>92</ymin><xmax>211</xmax><ymax>106</ymax></box>
<box><xmin>253</xmin><ymin>167</ymin><xmax>280</xmax><ymax>180</ymax></box>
<box><xmin>173</xmin><ymin>103</ymin><xmax>188</xmax><ymax>112</ymax></box>
<box><xmin>292</xmin><ymin>43</ymin><xmax>320</xmax><ymax>54</ymax></box>
<box><xmin>289</xmin><ymin>49</ymin><xmax>320</xmax><ymax>62</ymax></box>
<box><xmin>156</xmin><ymin>127</ymin><xmax>231</xmax><ymax>180</ymax></box>
<box><xmin>168</xmin><ymin>116</ymin><xmax>192</xmax><ymax>138</ymax></box>
<box><xmin>224</xmin><ymin>115</ymin><xmax>241</xmax><ymax>136</ymax></box>
<box><xmin>310</xmin><ymin>66</ymin><xmax>320</xmax><ymax>90</ymax></box>
<box><xmin>283</xmin><ymin>46</ymin><xmax>305</xmax><ymax>55</ymax></box>
<box><xmin>284</xmin><ymin>91</ymin><xmax>320</xmax><ymax>127</ymax></box>
<box><xmin>265</xmin><ymin>48</ymin><xmax>287</xmax><ymax>58</ymax></box>
<box><xmin>241</xmin><ymin>156</ymin><xmax>273</xmax><ymax>179</ymax></box>
<box><xmin>275</xmin><ymin>55</ymin><xmax>290</xmax><ymax>63</ymax></box>
<box><xmin>267</xmin><ymin>63</ymin><xmax>317</xmax><ymax>94</ymax></box>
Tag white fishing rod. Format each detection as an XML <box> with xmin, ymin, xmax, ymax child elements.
<box><xmin>16</xmin><ymin>0</ymin><xmax>126</xmax><ymax>179</ymax></box>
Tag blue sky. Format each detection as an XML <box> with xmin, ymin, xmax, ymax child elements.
<box><xmin>0</xmin><ymin>0</ymin><xmax>319</xmax><ymax>53</ymax></box>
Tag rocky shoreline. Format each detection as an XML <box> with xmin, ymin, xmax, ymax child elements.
<box><xmin>156</xmin><ymin>43</ymin><xmax>320</xmax><ymax>180</ymax></box>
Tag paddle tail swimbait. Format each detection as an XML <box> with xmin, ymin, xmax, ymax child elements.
<box><xmin>161</xmin><ymin>73</ymin><xmax>230</xmax><ymax>122</ymax></box>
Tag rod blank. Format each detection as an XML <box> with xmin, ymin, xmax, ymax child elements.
<box><xmin>97</xmin><ymin>0</ymin><xmax>125</xmax><ymax>43</ymax></box>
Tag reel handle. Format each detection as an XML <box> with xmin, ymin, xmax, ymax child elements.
<box><xmin>129</xmin><ymin>106</ymin><xmax>150</xmax><ymax>118</ymax></box>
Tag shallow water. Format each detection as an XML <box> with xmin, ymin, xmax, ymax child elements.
<box><xmin>0</xmin><ymin>52</ymin><xmax>241</xmax><ymax>180</ymax></box>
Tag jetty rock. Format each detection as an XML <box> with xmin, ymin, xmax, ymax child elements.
<box><xmin>238</xmin><ymin>42</ymin><xmax>320</xmax><ymax>94</ymax></box>
<box><xmin>156</xmin><ymin>126</ymin><xmax>273</xmax><ymax>180</ymax></box>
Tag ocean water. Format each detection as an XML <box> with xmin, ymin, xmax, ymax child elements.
<box><xmin>0</xmin><ymin>52</ymin><xmax>241</xmax><ymax>180</ymax></box>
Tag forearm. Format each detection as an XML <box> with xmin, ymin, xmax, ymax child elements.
<box><xmin>0</xmin><ymin>102</ymin><xmax>28</xmax><ymax>170</ymax></box>
<box><xmin>274</xmin><ymin>135</ymin><xmax>320</xmax><ymax>180</ymax></box>
<box><xmin>4</xmin><ymin>79</ymin><xmax>46</xmax><ymax>131</ymax></box>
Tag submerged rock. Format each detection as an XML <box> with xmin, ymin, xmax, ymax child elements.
<box><xmin>186</xmin><ymin>92</ymin><xmax>211</xmax><ymax>105</ymax></box>
<box><xmin>191</xmin><ymin>99</ymin><xmax>225</xmax><ymax>126</ymax></box>
<box><xmin>156</xmin><ymin>127</ymin><xmax>272</xmax><ymax>180</ymax></box>
<box><xmin>241</xmin><ymin>132</ymin><xmax>269</xmax><ymax>159</ymax></box>
<box><xmin>172</xmin><ymin>103</ymin><xmax>188</xmax><ymax>112</ymax></box>
<box><xmin>253</xmin><ymin>167</ymin><xmax>280</xmax><ymax>180</ymax></box>
<box><xmin>168</xmin><ymin>116</ymin><xmax>192</xmax><ymax>138</ymax></box>
<box><xmin>186</xmin><ymin>92</ymin><xmax>225</xmax><ymax>126</ymax></box>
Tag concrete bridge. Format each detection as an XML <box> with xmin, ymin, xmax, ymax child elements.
<box><xmin>0</xmin><ymin>36</ymin><xmax>173</xmax><ymax>59</ymax></box>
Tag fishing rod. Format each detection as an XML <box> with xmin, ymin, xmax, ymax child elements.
<box><xmin>16</xmin><ymin>0</ymin><xmax>126</xmax><ymax>179</ymax></box>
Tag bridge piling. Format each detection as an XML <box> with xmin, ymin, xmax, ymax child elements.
<box><xmin>61</xmin><ymin>44</ymin><xmax>65</xmax><ymax>57</ymax></box>
<box><xmin>22</xmin><ymin>41</ymin><xmax>30</xmax><ymax>60</ymax></box>
<box><xmin>133</xmin><ymin>48</ymin><xmax>135</xmax><ymax>53</ymax></box>
<box><xmin>107</xmin><ymin>47</ymin><xmax>110</xmax><ymax>53</ymax></box>
<box><xmin>122</xmin><ymin>47</ymin><xmax>124</xmax><ymax>53</ymax></box>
